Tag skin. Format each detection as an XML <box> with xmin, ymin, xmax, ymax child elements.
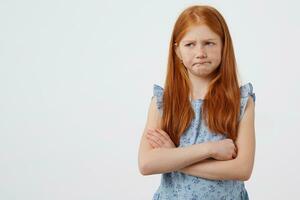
<box><xmin>146</xmin><ymin>24</ymin><xmax>236</xmax><ymax>160</ymax></box>
<box><xmin>175</xmin><ymin>24</ymin><xmax>223</xmax><ymax>100</ymax></box>
<box><xmin>145</xmin><ymin>95</ymin><xmax>255</xmax><ymax>181</ymax></box>
<box><xmin>146</xmin><ymin>129</ymin><xmax>237</xmax><ymax>161</ymax></box>
<box><xmin>139</xmin><ymin>24</ymin><xmax>255</xmax><ymax>181</ymax></box>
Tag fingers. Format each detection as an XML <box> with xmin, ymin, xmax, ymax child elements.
<box><xmin>227</xmin><ymin>139</ymin><xmax>237</xmax><ymax>153</ymax></box>
<box><xmin>147</xmin><ymin>128</ymin><xmax>168</xmax><ymax>142</ymax></box>
<box><xmin>146</xmin><ymin>130</ymin><xmax>164</xmax><ymax>147</ymax></box>
<box><xmin>147</xmin><ymin>128</ymin><xmax>176</xmax><ymax>149</ymax></box>
<box><xmin>233</xmin><ymin>142</ymin><xmax>237</xmax><ymax>153</ymax></box>
<box><xmin>147</xmin><ymin>132</ymin><xmax>163</xmax><ymax>144</ymax></box>
<box><xmin>233</xmin><ymin>146</ymin><xmax>237</xmax><ymax>158</ymax></box>
<box><xmin>146</xmin><ymin>134</ymin><xmax>161</xmax><ymax>148</ymax></box>
<box><xmin>232</xmin><ymin>150</ymin><xmax>237</xmax><ymax>158</ymax></box>
<box><xmin>154</xmin><ymin>128</ymin><xmax>170</xmax><ymax>141</ymax></box>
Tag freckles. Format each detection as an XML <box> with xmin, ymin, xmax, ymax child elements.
<box><xmin>208</xmin><ymin>51</ymin><xmax>222</xmax><ymax>61</ymax></box>
<box><xmin>207</xmin><ymin>48</ymin><xmax>219</xmax><ymax>54</ymax></box>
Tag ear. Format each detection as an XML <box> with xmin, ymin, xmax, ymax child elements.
<box><xmin>174</xmin><ymin>44</ymin><xmax>182</xmax><ymax>60</ymax></box>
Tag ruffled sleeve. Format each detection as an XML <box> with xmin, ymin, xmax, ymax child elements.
<box><xmin>152</xmin><ymin>84</ymin><xmax>164</xmax><ymax>115</ymax></box>
<box><xmin>239</xmin><ymin>82</ymin><xmax>256</xmax><ymax>122</ymax></box>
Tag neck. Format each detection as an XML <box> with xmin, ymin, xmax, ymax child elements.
<box><xmin>188</xmin><ymin>72</ymin><xmax>211</xmax><ymax>100</ymax></box>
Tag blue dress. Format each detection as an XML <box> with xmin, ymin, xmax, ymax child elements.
<box><xmin>151</xmin><ymin>82</ymin><xmax>256</xmax><ymax>200</ymax></box>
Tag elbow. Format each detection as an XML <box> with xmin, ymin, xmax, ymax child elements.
<box><xmin>235</xmin><ymin>157</ymin><xmax>254</xmax><ymax>181</ymax></box>
<box><xmin>239</xmin><ymin>174</ymin><xmax>250</xmax><ymax>181</ymax></box>
<box><xmin>139</xmin><ymin>163</ymin><xmax>149</xmax><ymax>176</ymax></box>
<box><xmin>139</xmin><ymin>149</ymin><xmax>165</xmax><ymax>175</ymax></box>
<box><xmin>239</xmin><ymin>168</ymin><xmax>253</xmax><ymax>181</ymax></box>
<box><xmin>139</xmin><ymin>150</ymin><xmax>161</xmax><ymax>175</ymax></box>
<box><xmin>138</xmin><ymin>160</ymin><xmax>153</xmax><ymax>176</ymax></box>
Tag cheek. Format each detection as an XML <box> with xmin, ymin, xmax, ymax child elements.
<box><xmin>181</xmin><ymin>53</ymin><xmax>194</xmax><ymax>65</ymax></box>
<box><xmin>208</xmin><ymin>48</ymin><xmax>222</xmax><ymax>61</ymax></box>
<box><xmin>181</xmin><ymin>51</ymin><xmax>191</xmax><ymax>59</ymax></box>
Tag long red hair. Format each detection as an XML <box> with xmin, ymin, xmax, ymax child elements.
<box><xmin>162</xmin><ymin>5</ymin><xmax>241</xmax><ymax>147</ymax></box>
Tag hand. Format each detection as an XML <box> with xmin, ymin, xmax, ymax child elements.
<box><xmin>210</xmin><ymin>139</ymin><xmax>237</xmax><ymax>160</ymax></box>
<box><xmin>146</xmin><ymin>128</ymin><xmax>176</xmax><ymax>149</ymax></box>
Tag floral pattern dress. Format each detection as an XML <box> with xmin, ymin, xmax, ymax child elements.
<box><xmin>151</xmin><ymin>82</ymin><xmax>256</xmax><ymax>200</ymax></box>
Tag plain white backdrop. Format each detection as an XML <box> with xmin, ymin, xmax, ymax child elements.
<box><xmin>0</xmin><ymin>0</ymin><xmax>299</xmax><ymax>199</ymax></box>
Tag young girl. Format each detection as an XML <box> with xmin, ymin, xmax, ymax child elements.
<box><xmin>138</xmin><ymin>5</ymin><xmax>255</xmax><ymax>200</ymax></box>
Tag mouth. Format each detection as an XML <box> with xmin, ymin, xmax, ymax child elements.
<box><xmin>193</xmin><ymin>62</ymin><xmax>210</xmax><ymax>66</ymax></box>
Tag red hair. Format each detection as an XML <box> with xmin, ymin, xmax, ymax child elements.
<box><xmin>162</xmin><ymin>5</ymin><xmax>241</xmax><ymax>147</ymax></box>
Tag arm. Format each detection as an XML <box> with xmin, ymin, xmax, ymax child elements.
<box><xmin>138</xmin><ymin>97</ymin><xmax>213</xmax><ymax>175</ymax></box>
<box><xmin>178</xmin><ymin>97</ymin><xmax>256</xmax><ymax>181</ymax></box>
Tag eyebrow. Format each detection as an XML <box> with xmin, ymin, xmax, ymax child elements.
<box><xmin>182</xmin><ymin>39</ymin><xmax>217</xmax><ymax>43</ymax></box>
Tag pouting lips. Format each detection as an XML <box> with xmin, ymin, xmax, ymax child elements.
<box><xmin>193</xmin><ymin>62</ymin><xmax>211</xmax><ymax>65</ymax></box>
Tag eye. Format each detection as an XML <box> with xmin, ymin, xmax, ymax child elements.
<box><xmin>206</xmin><ymin>42</ymin><xmax>215</xmax><ymax>46</ymax></box>
<box><xmin>185</xmin><ymin>43</ymin><xmax>194</xmax><ymax>47</ymax></box>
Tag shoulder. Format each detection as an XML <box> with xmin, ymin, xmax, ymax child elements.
<box><xmin>238</xmin><ymin>82</ymin><xmax>256</xmax><ymax>121</ymax></box>
<box><xmin>239</xmin><ymin>82</ymin><xmax>256</xmax><ymax>103</ymax></box>
<box><xmin>147</xmin><ymin>93</ymin><xmax>163</xmax><ymax>129</ymax></box>
<box><xmin>152</xmin><ymin>84</ymin><xmax>164</xmax><ymax>112</ymax></box>
<box><xmin>153</xmin><ymin>84</ymin><xmax>164</xmax><ymax>96</ymax></box>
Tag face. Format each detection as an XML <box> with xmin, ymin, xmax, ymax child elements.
<box><xmin>175</xmin><ymin>24</ymin><xmax>223</xmax><ymax>79</ymax></box>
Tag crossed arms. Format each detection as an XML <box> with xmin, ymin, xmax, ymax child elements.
<box><xmin>138</xmin><ymin>96</ymin><xmax>255</xmax><ymax>181</ymax></box>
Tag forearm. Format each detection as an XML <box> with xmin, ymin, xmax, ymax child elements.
<box><xmin>142</xmin><ymin>143</ymin><xmax>212</xmax><ymax>175</ymax></box>
<box><xmin>178</xmin><ymin>158</ymin><xmax>248</xmax><ymax>181</ymax></box>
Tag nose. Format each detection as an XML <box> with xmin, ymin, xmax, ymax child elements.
<box><xmin>195</xmin><ymin>45</ymin><xmax>207</xmax><ymax>58</ymax></box>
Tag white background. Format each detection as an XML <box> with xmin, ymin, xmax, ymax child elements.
<box><xmin>1</xmin><ymin>0</ymin><xmax>299</xmax><ymax>199</ymax></box>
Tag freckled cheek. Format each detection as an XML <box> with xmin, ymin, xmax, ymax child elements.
<box><xmin>186</xmin><ymin>60</ymin><xmax>195</xmax><ymax>67</ymax></box>
<box><xmin>208</xmin><ymin>49</ymin><xmax>222</xmax><ymax>62</ymax></box>
<box><xmin>181</xmin><ymin>53</ymin><xmax>194</xmax><ymax>66</ymax></box>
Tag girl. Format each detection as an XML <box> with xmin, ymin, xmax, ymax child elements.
<box><xmin>138</xmin><ymin>5</ymin><xmax>255</xmax><ymax>200</ymax></box>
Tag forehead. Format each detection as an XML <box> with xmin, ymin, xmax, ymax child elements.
<box><xmin>181</xmin><ymin>25</ymin><xmax>220</xmax><ymax>42</ymax></box>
